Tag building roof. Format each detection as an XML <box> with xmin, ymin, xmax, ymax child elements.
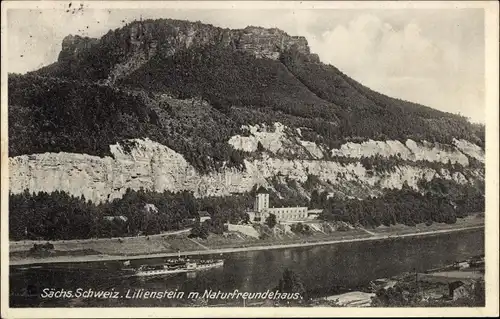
<box><xmin>307</xmin><ymin>209</ymin><xmax>324</xmax><ymax>214</ymax></box>
<box><xmin>449</xmin><ymin>281</ymin><xmax>466</xmax><ymax>291</ymax></box>
<box><xmin>198</xmin><ymin>211</ymin><xmax>211</xmax><ymax>217</ymax></box>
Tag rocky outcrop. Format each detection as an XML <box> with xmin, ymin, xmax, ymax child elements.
<box><xmin>58</xmin><ymin>19</ymin><xmax>319</xmax><ymax>84</ymax></box>
<box><xmin>229</xmin><ymin>123</ymin><xmax>482</xmax><ymax>166</ymax></box>
<box><xmin>236</xmin><ymin>26</ymin><xmax>311</xmax><ymax>59</ymax></box>
<box><xmin>228</xmin><ymin>123</ymin><xmax>324</xmax><ymax>158</ymax></box>
<box><xmin>58</xmin><ymin>35</ymin><xmax>99</xmax><ymax>61</ymax></box>
<box><xmin>452</xmin><ymin>139</ymin><xmax>485</xmax><ymax>162</ymax></box>
<box><xmin>9</xmin><ymin>138</ymin><xmax>481</xmax><ymax>204</ymax></box>
<box><xmin>330</xmin><ymin>139</ymin><xmax>475</xmax><ymax>166</ymax></box>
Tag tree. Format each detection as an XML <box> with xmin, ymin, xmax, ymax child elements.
<box><xmin>242</xmin><ymin>213</ymin><xmax>250</xmax><ymax>224</ymax></box>
<box><xmin>275</xmin><ymin>268</ymin><xmax>306</xmax><ymax>304</ymax></box>
<box><xmin>309</xmin><ymin>189</ymin><xmax>319</xmax><ymax>208</ymax></box>
<box><xmin>188</xmin><ymin>221</ymin><xmax>209</xmax><ymax>239</ymax></box>
<box><xmin>319</xmin><ymin>191</ymin><xmax>329</xmax><ymax>207</ymax></box>
<box><xmin>265</xmin><ymin>213</ymin><xmax>277</xmax><ymax>229</ymax></box>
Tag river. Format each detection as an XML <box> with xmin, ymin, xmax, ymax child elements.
<box><xmin>9</xmin><ymin>228</ymin><xmax>484</xmax><ymax>307</ymax></box>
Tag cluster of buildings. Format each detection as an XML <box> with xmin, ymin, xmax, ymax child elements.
<box><xmin>248</xmin><ymin>189</ymin><xmax>322</xmax><ymax>224</ymax></box>
<box><xmin>103</xmin><ymin>189</ymin><xmax>322</xmax><ymax>226</ymax></box>
<box><xmin>103</xmin><ymin>203</ymin><xmax>159</xmax><ymax>223</ymax></box>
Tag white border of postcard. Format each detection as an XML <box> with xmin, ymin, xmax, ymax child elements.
<box><xmin>1</xmin><ymin>1</ymin><xmax>498</xmax><ymax>318</ymax></box>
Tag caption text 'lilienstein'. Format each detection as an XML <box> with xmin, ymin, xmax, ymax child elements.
<box><xmin>40</xmin><ymin>288</ymin><xmax>303</xmax><ymax>301</ymax></box>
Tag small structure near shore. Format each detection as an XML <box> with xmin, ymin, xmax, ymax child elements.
<box><xmin>454</xmin><ymin>260</ymin><xmax>470</xmax><ymax>269</ymax></box>
<box><xmin>29</xmin><ymin>242</ymin><xmax>55</xmax><ymax>256</ymax></box>
<box><xmin>449</xmin><ymin>280</ymin><xmax>474</xmax><ymax>300</ymax></box>
<box><xmin>198</xmin><ymin>211</ymin><xmax>211</xmax><ymax>223</ymax></box>
<box><xmin>321</xmin><ymin>291</ymin><xmax>375</xmax><ymax>307</ymax></box>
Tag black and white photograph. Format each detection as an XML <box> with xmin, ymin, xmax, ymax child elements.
<box><xmin>1</xmin><ymin>1</ymin><xmax>498</xmax><ymax>317</ymax></box>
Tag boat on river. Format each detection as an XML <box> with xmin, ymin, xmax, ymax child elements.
<box><xmin>124</xmin><ymin>258</ymin><xmax>224</xmax><ymax>277</ymax></box>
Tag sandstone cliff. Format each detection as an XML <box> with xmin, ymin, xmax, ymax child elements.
<box><xmin>228</xmin><ymin>122</ymin><xmax>484</xmax><ymax>165</ymax></box>
<box><xmin>9</xmin><ymin>135</ymin><xmax>483</xmax><ymax>204</ymax></box>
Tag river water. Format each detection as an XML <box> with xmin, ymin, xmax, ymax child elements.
<box><xmin>9</xmin><ymin>229</ymin><xmax>484</xmax><ymax>307</ymax></box>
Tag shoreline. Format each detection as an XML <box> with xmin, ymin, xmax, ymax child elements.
<box><xmin>9</xmin><ymin>224</ymin><xmax>484</xmax><ymax>266</ymax></box>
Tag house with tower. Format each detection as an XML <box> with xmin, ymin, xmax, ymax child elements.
<box><xmin>248</xmin><ymin>187</ymin><xmax>319</xmax><ymax>224</ymax></box>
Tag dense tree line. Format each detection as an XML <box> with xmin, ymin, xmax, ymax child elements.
<box><xmin>8</xmin><ymin>183</ymin><xmax>287</xmax><ymax>241</ymax></box>
<box><xmin>318</xmin><ymin>179</ymin><xmax>484</xmax><ymax>227</ymax></box>
<box><xmin>8</xmin><ymin>74</ymin><xmax>245</xmax><ymax>173</ymax></box>
<box><xmin>9</xmin><ymin>183</ymin><xmax>286</xmax><ymax>240</ymax></box>
<box><xmin>9</xmin><ymin>176</ymin><xmax>483</xmax><ymax>241</ymax></box>
<box><xmin>9</xmin><ymin>188</ymin><xmax>253</xmax><ymax>241</ymax></box>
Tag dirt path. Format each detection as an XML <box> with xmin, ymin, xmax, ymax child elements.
<box><xmin>187</xmin><ymin>238</ymin><xmax>210</xmax><ymax>250</ymax></box>
<box><xmin>359</xmin><ymin>228</ymin><xmax>378</xmax><ymax>236</ymax></box>
<box><xmin>9</xmin><ymin>228</ymin><xmax>192</xmax><ymax>252</ymax></box>
<box><xmin>9</xmin><ymin>225</ymin><xmax>484</xmax><ymax>266</ymax></box>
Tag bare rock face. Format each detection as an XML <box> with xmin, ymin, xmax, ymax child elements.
<box><xmin>236</xmin><ymin>26</ymin><xmax>311</xmax><ymax>59</ymax></box>
<box><xmin>58</xmin><ymin>35</ymin><xmax>99</xmax><ymax>61</ymax></box>
<box><xmin>229</xmin><ymin>123</ymin><xmax>325</xmax><ymax>159</ymax></box>
<box><xmin>452</xmin><ymin>138</ymin><xmax>485</xmax><ymax>162</ymax></box>
<box><xmin>330</xmin><ymin>139</ymin><xmax>476</xmax><ymax>166</ymax></box>
<box><xmin>9</xmin><ymin>137</ymin><xmax>483</xmax><ymax>204</ymax></box>
<box><xmin>57</xmin><ymin>19</ymin><xmax>319</xmax><ymax>84</ymax></box>
<box><xmin>229</xmin><ymin>123</ymin><xmax>483</xmax><ymax>166</ymax></box>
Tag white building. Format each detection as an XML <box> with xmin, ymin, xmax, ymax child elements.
<box><xmin>103</xmin><ymin>215</ymin><xmax>128</xmax><ymax>222</ymax></box>
<box><xmin>306</xmin><ymin>209</ymin><xmax>323</xmax><ymax>219</ymax></box>
<box><xmin>248</xmin><ymin>189</ymin><xmax>317</xmax><ymax>223</ymax></box>
<box><xmin>198</xmin><ymin>211</ymin><xmax>212</xmax><ymax>222</ymax></box>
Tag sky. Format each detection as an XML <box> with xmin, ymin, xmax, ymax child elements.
<box><xmin>6</xmin><ymin>4</ymin><xmax>486</xmax><ymax>123</ymax></box>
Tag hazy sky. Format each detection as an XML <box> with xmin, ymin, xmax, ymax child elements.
<box><xmin>6</xmin><ymin>5</ymin><xmax>485</xmax><ymax>123</ymax></box>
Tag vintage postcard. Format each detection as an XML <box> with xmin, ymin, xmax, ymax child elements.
<box><xmin>1</xmin><ymin>1</ymin><xmax>498</xmax><ymax>318</ymax></box>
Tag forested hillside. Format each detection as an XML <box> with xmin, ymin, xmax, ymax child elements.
<box><xmin>280</xmin><ymin>49</ymin><xmax>484</xmax><ymax>147</ymax></box>
<box><xmin>317</xmin><ymin>179</ymin><xmax>484</xmax><ymax>226</ymax></box>
<box><xmin>119</xmin><ymin>44</ymin><xmax>483</xmax><ymax>148</ymax></box>
<box><xmin>8</xmin><ymin>18</ymin><xmax>486</xmax><ymax>242</ymax></box>
<box><xmin>8</xmin><ymin>75</ymin><xmax>151</xmax><ymax>157</ymax></box>
<box><xmin>10</xmin><ymin>72</ymin><xmax>484</xmax><ymax>174</ymax></box>
<box><xmin>8</xmin><ymin>74</ymin><xmax>246</xmax><ymax>172</ymax></box>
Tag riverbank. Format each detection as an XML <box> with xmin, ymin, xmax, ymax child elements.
<box><xmin>10</xmin><ymin>216</ymin><xmax>484</xmax><ymax>266</ymax></box>
<box><xmin>311</xmin><ymin>253</ymin><xmax>485</xmax><ymax>307</ymax></box>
